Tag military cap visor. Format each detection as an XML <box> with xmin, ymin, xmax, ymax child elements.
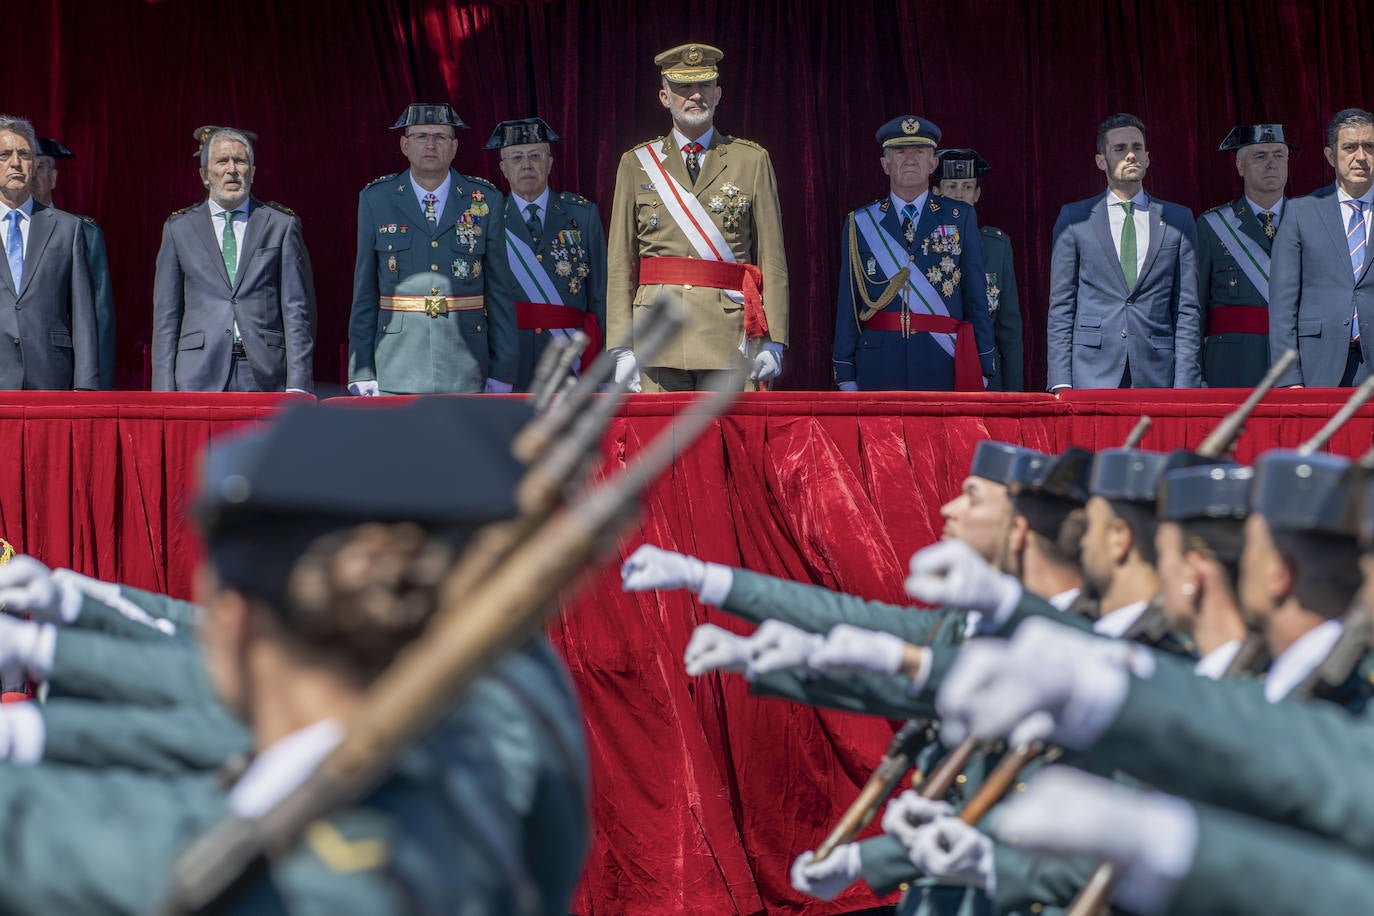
<box><xmin>1250</xmin><ymin>450</ymin><xmax>1359</xmax><ymax>536</ymax></box>
<box><xmin>36</xmin><ymin>137</ymin><xmax>73</xmax><ymax>160</ymax></box>
<box><xmin>1217</xmin><ymin>124</ymin><xmax>1295</xmax><ymax>152</ymax></box>
<box><xmin>392</xmin><ymin>103</ymin><xmax>468</xmax><ymax>131</ymax></box>
<box><xmin>655</xmin><ymin>43</ymin><xmax>723</xmax><ymax>83</ymax></box>
<box><xmin>933</xmin><ymin>148</ymin><xmax>991</xmax><ymax>181</ymax></box>
<box><xmin>1089</xmin><ymin>449</ymin><xmax>1171</xmax><ymax>505</ymax></box>
<box><xmin>484</xmin><ymin>117</ymin><xmax>561</xmax><ymax>150</ymax></box>
<box><xmin>1157</xmin><ymin>463</ymin><xmax>1252</xmax><ymax>522</ymax></box>
<box><xmin>878</xmin><ymin>115</ymin><xmax>941</xmax><ymax>149</ymax></box>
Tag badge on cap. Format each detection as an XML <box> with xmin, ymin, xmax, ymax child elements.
<box><xmin>902</xmin><ymin>118</ymin><xmax>920</xmax><ymax>135</ymax></box>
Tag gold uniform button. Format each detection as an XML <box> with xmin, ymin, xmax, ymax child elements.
<box><xmin>1030</xmin><ymin>905</ymin><xmax>1043</xmax><ymax>914</ymax></box>
<box><xmin>431</xmin><ymin>240</ymin><xmax>439</xmax><ymax>248</ymax></box>
<box><xmin>536</xmin><ymin>254</ymin><xmax>543</xmax><ymax>261</ymax></box>
<box><xmin>431</xmin><ymin>264</ymin><xmax>439</xmax><ymax>271</ymax></box>
<box><xmin>955</xmin><ymin>774</ymin><xmax>967</xmax><ymax>785</ymax></box>
<box><xmin>387</xmin><ymin>244</ymin><xmax>393</xmax><ymax>251</ymax></box>
<box><xmin>898</xmin><ymin>883</ymin><xmax>909</xmax><ymax>893</ymax></box>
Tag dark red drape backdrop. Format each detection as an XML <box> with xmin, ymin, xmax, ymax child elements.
<box><xmin>9</xmin><ymin>0</ymin><xmax>1366</xmax><ymax>392</ymax></box>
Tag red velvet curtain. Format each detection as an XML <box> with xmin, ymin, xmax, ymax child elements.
<box><xmin>9</xmin><ymin>0</ymin><xmax>1370</xmax><ymax>392</ymax></box>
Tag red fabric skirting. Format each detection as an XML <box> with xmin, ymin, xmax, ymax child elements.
<box><xmin>7</xmin><ymin>389</ymin><xmax>1374</xmax><ymax>914</ymax></box>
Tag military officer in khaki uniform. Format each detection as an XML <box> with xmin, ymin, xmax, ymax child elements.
<box><xmin>1197</xmin><ymin>124</ymin><xmax>1293</xmax><ymax>387</ymax></box>
<box><xmin>607</xmin><ymin>43</ymin><xmax>789</xmax><ymax>391</ymax></box>
<box><xmin>347</xmin><ymin>104</ymin><xmax>520</xmax><ymax>395</ymax></box>
<box><xmin>486</xmin><ymin>117</ymin><xmax>607</xmax><ymax>392</ymax></box>
<box><xmin>932</xmin><ymin>148</ymin><xmax>1024</xmax><ymax>390</ymax></box>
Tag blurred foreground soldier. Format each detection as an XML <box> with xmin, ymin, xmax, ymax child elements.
<box><xmin>152</xmin><ymin>127</ymin><xmax>316</xmax><ymax>392</ymax></box>
<box><xmin>1270</xmin><ymin>108</ymin><xmax>1374</xmax><ymax>386</ymax></box>
<box><xmin>487</xmin><ymin>117</ymin><xmax>606</xmax><ymax>392</ymax></box>
<box><xmin>1196</xmin><ymin>125</ymin><xmax>1292</xmax><ymax>387</ymax></box>
<box><xmin>607</xmin><ymin>43</ymin><xmax>789</xmax><ymax>391</ymax></box>
<box><xmin>933</xmin><ymin>148</ymin><xmax>1023</xmax><ymax>390</ymax></box>
<box><xmin>0</xmin><ymin>116</ymin><xmax>97</xmax><ymax>389</ymax></box>
<box><xmin>348</xmin><ymin>104</ymin><xmax>519</xmax><ymax>395</ymax></box>
<box><xmin>833</xmin><ymin>119</ymin><xmax>995</xmax><ymax>391</ymax></box>
<box><xmin>34</xmin><ymin>137</ymin><xmax>116</xmax><ymax>389</ymax></box>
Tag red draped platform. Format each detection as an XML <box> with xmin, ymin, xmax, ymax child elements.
<box><xmin>4</xmin><ymin>390</ymin><xmax>1373</xmax><ymax>915</ymax></box>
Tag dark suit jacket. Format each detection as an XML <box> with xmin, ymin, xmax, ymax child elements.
<box><xmin>0</xmin><ymin>202</ymin><xmax>98</xmax><ymax>390</ymax></box>
<box><xmin>152</xmin><ymin>199</ymin><xmax>316</xmax><ymax>392</ymax></box>
<box><xmin>1047</xmin><ymin>192</ymin><xmax>1201</xmax><ymax>390</ymax></box>
<box><xmin>1268</xmin><ymin>184</ymin><xmax>1374</xmax><ymax>387</ymax></box>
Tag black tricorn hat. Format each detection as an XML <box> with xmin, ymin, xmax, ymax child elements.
<box><xmin>36</xmin><ymin>137</ymin><xmax>73</xmax><ymax>160</ymax></box>
<box><xmin>484</xmin><ymin>117</ymin><xmax>561</xmax><ymax>150</ymax></box>
<box><xmin>1217</xmin><ymin>124</ymin><xmax>1295</xmax><ymax>152</ymax></box>
<box><xmin>932</xmin><ymin>148</ymin><xmax>991</xmax><ymax>182</ymax></box>
<box><xmin>392</xmin><ymin>103</ymin><xmax>468</xmax><ymax>131</ymax></box>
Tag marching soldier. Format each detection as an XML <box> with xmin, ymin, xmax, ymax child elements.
<box><xmin>347</xmin><ymin>104</ymin><xmax>520</xmax><ymax>395</ymax></box>
<box><xmin>486</xmin><ymin>117</ymin><xmax>606</xmax><ymax>392</ymax></box>
<box><xmin>933</xmin><ymin>148</ymin><xmax>1024</xmax><ymax>390</ymax></box>
<box><xmin>33</xmin><ymin>138</ymin><xmax>116</xmax><ymax>389</ymax></box>
<box><xmin>1197</xmin><ymin>125</ymin><xmax>1293</xmax><ymax>387</ymax></box>
<box><xmin>606</xmin><ymin>43</ymin><xmax>789</xmax><ymax>392</ymax></box>
<box><xmin>833</xmin><ymin>117</ymin><xmax>995</xmax><ymax>392</ymax></box>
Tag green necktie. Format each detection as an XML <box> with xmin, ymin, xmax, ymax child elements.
<box><xmin>1119</xmin><ymin>200</ymin><xmax>1137</xmax><ymax>288</ymax></box>
<box><xmin>221</xmin><ymin>209</ymin><xmax>240</xmax><ymax>284</ymax></box>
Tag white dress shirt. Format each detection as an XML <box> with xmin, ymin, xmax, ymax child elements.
<box><xmin>890</xmin><ymin>190</ymin><xmax>930</xmax><ymax>222</ymax></box>
<box><xmin>1048</xmin><ymin>587</ymin><xmax>1081</xmax><ymax>612</ymax></box>
<box><xmin>410</xmin><ymin>169</ymin><xmax>453</xmax><ymax>222</ymax></box>
<box><xmin>0</xmin><ymin>195</ymin><xmax>33</xmax><ymax>260</ymax></box>
<box><xmin>1105</xmin><ymin>188</ymin><xmax>1150</xmax><ymax>280</ymax></box>
<box><xmin>672</xmin><ymin>126</ymin><xmax>715</xmax><ymax>171</ymax></box>
<box><xmin>1193</xmin><ymin>638</ymin><xmax>1242</xmax><ymax>681</ymax></box>
<box><xmin>230</xmin><ymin>718</ymin><xmax>344</xmax><ymax>818</ymax></box>
<box><xmin>1264</xmin><ymin>618</ymin><xmax>1344</xmax><ymax>703</ymax></box>
<box><xmin>1092</xmin><ymin>599</ymin><xmax>1149</xmax><ymax>639</ymax></box>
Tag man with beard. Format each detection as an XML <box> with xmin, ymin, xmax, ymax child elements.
<box><xmin>607</xmin><ymin>43</ymin><xmax>788</xmax><ymax>392</ymax></box>
<box><xmin>487</xmin><ymin>117</ymin><xmax>606</xmax><ymax>392</ymax></box>
<box><xmin>1047</xmin><ymin>113</ymin><xmax>1201</xmax><ymax>390</ymax></box>
<box><xmin>832</xmin><ymin>119</ymin><xmax>995</xmax><ymax>391</ymax></box>
<box><xmin>1196</xmin><ymin>125</ymin><xmax>1293</xmax><ymax>387</ymax></box>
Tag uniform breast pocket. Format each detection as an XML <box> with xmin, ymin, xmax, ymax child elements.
<box><xmin>375</xmin><ymin>233</ymin><xmax>412</xmax><ymax>259</ymax></box>
<box><xmin>635</xmin><ymin>195</ymin><xmax>662</xmax><ymax>232</ymax></box>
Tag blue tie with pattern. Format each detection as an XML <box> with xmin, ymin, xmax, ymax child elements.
<box><xmin>5</xmin><ymin>211</ymin><xmax>21</xmax><ymax>291</ymax></box>
<box><xmin>1348</xmin><ymin>200</ymin><xmax>1366</xmax><ymax>338</ymax></box>
<box><xmin>901</xmin><ymin>203</ymin><xmax>918</xmax><ymax>244</ymax></box>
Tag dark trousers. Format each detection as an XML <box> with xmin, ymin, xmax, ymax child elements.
<box><xmin>225</xmin><ymin>354</ymin><xmax>264</xmax><ymax>392</ymax></box>
<box><xmin>1342</xmin><ymin>342</ymin><xmax>1363</xmax><ymax>387</ymax></box>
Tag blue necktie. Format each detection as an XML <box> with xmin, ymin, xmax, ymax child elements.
<box><xmin>1348</xmin><ymin>200</ymin><xmax>1366</xmax><ymax>338</ymax></box>
<box><xmin>900</xmin><ymin>203</ymin><xmax>918</xmax><ymax>243</ymax></box>
<box><xmin>5</xmin><ymin>211</ymin><xmax>22</xmax><ymax>291</ymax></box>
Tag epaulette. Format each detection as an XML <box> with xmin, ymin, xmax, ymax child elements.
<box><xmin>726</xmin><ymin>136</ymin><xmax>764</xmax><ymax>150</ymax></box>
<box><xmin>1202</xmin><ymin>204</ymin><xmax>1227</xmax><ymax>216</ymax></box>
<box><xmin>262</xmin><ymin>200</ymin><xmax>297</xmax><ymax>217</ymax></box>
<box><xmin>363</xmin><ymin>172</ymin><xmax>398</xmax><ymax>191</ymax></box>
<box><xmin>982</xmin><ymin>226</ymin><xmax>1005</xmax><ymax>238</ymax></box>
<box><xmin>559</xmin><ymin>191</ymin><xmax>591</xmax><ymax>206</ymax></box>
<box><xmin>465</xmin><ymin>174</ymin><xmax>499</xmax><ymax>193</ymax></box>
<box><xmin>165</xmin><ymin>202</ymin><xmax>199</xmax><ymax>221</ymax></box>
<box><xmin>75</xmin><ymin>213</ymin><xmax>97</xmax><ymax>224</ymax></box>
<box><xmin>305</xmin><ymin>819</ymin><xmax>389</xmax><ymax>873</ymax></box>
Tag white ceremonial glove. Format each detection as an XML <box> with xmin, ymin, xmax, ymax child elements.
<box><xmin>837</xmin><ymin>381</ymin><xmax>859</xmax><ymax>392</ymax></box>
<box><xmin>750</xmin><ymin>342</ymin><xmax>784</xmax><ymax>381</ymax></box>
<box><xmin>906</xmin><ymin>817</ymin><xmax>995</xmax><ymax>891</ymax></box>
<box><xmin>0</xmin><ymin>703</ymin><xmax>44</xmax><ymax>765</ymax></box>
<box><xmin>993</xmin><ymin>767</ymin><xmax>1198</xmax><ymax>916</ymax></box>
<box><xmin>284</xmin><ymin>388</ymin><xmax>313</xmax><ymax>396</ymax></box>
<box><xmin>484</xmin><ymin>378</ymin><xmax>514</xmax><ymax>394</ymax></box>
<box><xmin>904</xmin><ymin>540</ymin><xmax>1022</xmax><ymax>618</ymax></box>
<box><xmin>881</xmin><ymin>790</ymin><xmax>955</xmax><ymax>849</ymax></box>
<box><xmin>0</xmin><ymin>555</ymin><xmax>83</xmax><ymax>624</ymax></box>
<box><xmin>0</xmin><ymin>614</ymin><xmax>55</xmax><ymax>679</ymax></box>
<box><xmin>620</xmin><ymin>545</ymin><xmax>706</xmax><ymax>593</ymax></box>
<box><xmin>745</xmin><ymin>619</ymin><xmax>825</xmax><ymax>678</ymax></box>
<box><xmin>347</xmin><ymin>380</ymin><xmax>380</xmax><ymax>397</ymax></box>
<box><xmin>683</xmin><ymin>623</ymin><xmax>753</xmax><ymax>677</ymax></box>
<box><xmin>610</xmin><ymin>346</ymin><xmax>642</xmax><ymax>393</ymax></box>
<box><xmin>789</xmin><ymin>844</ymin><xmax>862</xmax><ymax>901</ymax></box>
<box><xmin>808</xmin><ymin>623</ymin><xmax>908</xmax><ymax>676</ymax></box>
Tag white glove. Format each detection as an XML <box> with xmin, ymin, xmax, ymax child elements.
<box><xmin>484</xmin><ymin>378</ymin><xmax>513</xmax><ymax>394</ymax></box>
<box><xmin>348</xmin><ymin>380</ymin><xmax>380</xmax><ymax>397</ymax></box>
<box><xmin>750</xmin><ymin>342</ymin><xmax>784</xmax><ymax>381</ymax></box>
<box><xmin>0</xmin><ymin>555</ymin><xmax>83</xmax><ymax>624</ymax></box>
<box><xmin>0</xmin><ymin>703</ymin><xmax>44</xmax><ymax>765</ymax></box>
<box><xmin>837</xmin><ymin>381</ymin><xmax>859</xmax><ymax>392</ymax></box>
<box><xmin>906</xmin><ymin>817</ymin><xmax>995</xmax><ymax>890</ymax></box>
<box><xmin>808</xmin><ymin>623</ymin><xmax>908</xmax><ymax>676</ymax></box>
<box><xmin>993</xmin><ymin>767</ymin><xmax>1197</xmax><ymax>916</ymax></box>
<box><xmin>904</xmin><ymin>540</ymin><xmax>1021</xmax><ymax>617</ymax></box>
<box><xmin>0</xmin><ymin>615</ymin><xmax>55</xmax><ymax>679</ymax></box>
<box><xmin>683</xmin><ymin>623</ymin><xmax>753</xmax><ymax>677</ymax></box>
<box><xmin>789</xmin><ymin>844</ymin><xmax>862</xmax><ymax>901</ymax></box>
<box><xmin>610</xmin><ymin>346</ymin><xmax>642</xmax><ymax>393</ymax></box>
<box><xmin>620</xmin><ymin>545</ymin><xmax>706</xmax><ymax>593</ymax></box>
<box><xmin>881</xmin><ymin>790</ymin><xmax>954</xmax><ymax>849</ymax></box>
<box><xmin>745</xmin><ymin>619</ymin><xmax>824</xmax><ymax>678</ymax></box>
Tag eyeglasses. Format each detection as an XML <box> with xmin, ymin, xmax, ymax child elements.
<box><xmin>503</xmin><ymin>152</ymin><xmax>547</xmax><ymax>165</ymax></box>
<box><xmin>405</xmin><ymin>132</ymin><xmax>455</xmax><ymax>145</ymax></box>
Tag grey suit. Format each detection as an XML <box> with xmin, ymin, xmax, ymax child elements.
<box><xmin>0</xmin><ymin>201</ymin><xmax>98</xmax><ymax>389</ymax></box>
<box><xmin>1268</xmin><ymin>184</ymin><xmax>1374</xmax><ymax>386</ymax></box>
<box><xmin>152</xmin><ymin>199</ymin><xmax>316</xmax><ymax>392</ymax></box>
<box><xmin>1047</xmin><ymin>193</ymin><xmax>1202</xmax><ymax>389</ymax></box>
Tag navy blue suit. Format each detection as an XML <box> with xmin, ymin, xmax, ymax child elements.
<box><xmin>1047</xmin><ymin>193</ymin><xmax>1201</xmax><ymax>389</ymax></box>
<box><xmin>833</xmin><ymin>195</ymin><xmax>995</xmax><ymax>390</ymax></box>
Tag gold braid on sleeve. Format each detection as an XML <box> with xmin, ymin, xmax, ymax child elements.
<box><xmin>848</xmin><ymin>212</ymin><xmax>909</xmax><ymax>323</ymax></box>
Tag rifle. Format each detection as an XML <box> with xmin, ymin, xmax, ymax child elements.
<box><xmin>956</xmin><ymin>737</ymin><xmax>1051</xmax><ymax>827</ymax></box>
<box><xmin>530</xmin><ymin>330</ymin><xmax>590</xmax><ymax>415</ymax></box>
<box><xmin>1122</xmin><ymin>415</ymin><xmax>1152</xmax><ymax>449</ymax></box>
<box><xmin>1195</xmin><ymin>349</ymin><xmax>1296</xmax><ymax>457</ymax></box>
<box><xmin>162</xmin><ymin>325</ymin><xmax>744</xmax><ymax>916</ymax></box>
<box><xmin>1297</xmin><ymin>372</ymin><xmax>1374</xmax><ymax>455</ymax></box>
<box><xmin>526</xmin><ymin>333</ymin><xmax>572</xmax><ymax>413</ymax></box>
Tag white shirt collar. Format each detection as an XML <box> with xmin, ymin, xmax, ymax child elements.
<box><xmin>1336</xmin><ymin>184</ymin><xmax>1374</xmax><ymax>207</ymax></box>
<box><xmin>229</xmin><ymin>718</ymin><xmax>344</xmax><ymax>818</ymax></box>
<box><xmin>514</xmin><ymin>186</ymin><xmax>552</xmax><ymax>218</ymax></box>
<box><xmin>1264</xmin><ymin>618</ymin><xmax>1345</xmax><ymax>703</ymax></box>
<box><xmin>1049</xmin><ymin>587</ymin><xmax>1081</xmax><ymax>612</ymax></box>
<box><xmin>672</xmin><ymin>126</ymin><xmax>715</xmax><ymax>154</ymax></box>
<box><xmin>1092</xmin><ymin>599</ymin><xmax>1149</xmax><ymax>638</ymax></box>
<box><xmin>1245</xmin><ymin>196</ymin><xmax>1285</xmax><ymax>221</ymax></box>
<box><xmin>0</xmin><ymin>196</ymin><xmax>35</xmax><ymax>221</ymax></box>
<box><xmin>1193</xmin><ymin>639</ymin><xmax>1243</xmax><ymax>681</ymax></box>
<box><xmin>1104</xmin><ymin>187</ymin><xmax>1150</xmax><ymax>210</ymax></box>
<box><xmin>890</xmin><ymin>189</ymin><xmax>929</xmax><ymax>216</ymax></box>
<box><xmin>208</xmin><ymin>198</ymin><xmax>250</xmax><ymax>219</ymax></box>
<box><xmin>410</xmin><ymin>169</ymin><xmax>453</xmax><ymax>214</ymax></box>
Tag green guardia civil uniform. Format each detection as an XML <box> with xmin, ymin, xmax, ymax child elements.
<box><xmin>76</xmin><ymin>216</ymin><xmax>116</xmax><ymax>389</ymax></box>
<box><xmin>1196</xmin><ymin>198</ymin><xmax>1281</xmax><ymax>387</ymax></box>
<box><xmin>40</xmin><ymin>697</ymin><xmax>249</xmax><ymax>775</ymax></box>
<box><xmin>980</xmin><ymin>226</ymin><xmax>1024</xmax><ymax>391</ymax></box>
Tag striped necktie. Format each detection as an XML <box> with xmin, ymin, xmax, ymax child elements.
<box><xmin>1348</xmin><ymin>200</ymin><xmax>1366</xmax><ymax>339</ymax></box>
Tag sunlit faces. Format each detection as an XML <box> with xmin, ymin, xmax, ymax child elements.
<box><xmin>1095</xmin><ymin>126</ymin><xmax>1149</xmax><ymax>188</ymax></box>
<box><xmin>1155</xmin><ymin>521</ymin><xmax>1200</xmax><ymax>632</ymax></box>
<box><xmin>0</xmin><ymin>131</ymin><xmax>34</xmax><ymax>204</ymax></box>
<box><xmin>939</xmin><ymin>475</ymin><xmax>1014</xmax><ymax>565</ymax></box>
<box><xmin>1236</xmin><ymin>143</ymin><xmax>1289</xmax><ymax>196</ymax></box>
<box><xmin>882</xmin><ymin>145</ymin><xmax>937</xmax><ymax>200</ymax></box>
<box><xmin>1325</xmin><ymin>123</ymin><xmax>1374</xmax><ymax>197</ymax></box>
<box><xmin>200</xmin><ymin>138</ymin><xmax>255</xmax><ymax>209</ymax></box>
<box><xmin>1079</xmin><ymin>495</ymin><xmax>1129</xmax><ymax>599</ymax></box>
<box><xmin>659</xmin><ymin>79</ymin><xmax>720</xmax><ymax>133</ymax></box>
<box><xmin>499</xmin><ymin>142</ymin><xmax>553</xmax><ymax>202</ymax></box>
<box><xmin>1238</xmin><ymin>512</ymin><xmax>1284</xmax><ymax>628</ymax></box>
<box><xmin>937</xmin><ymin>177</ymin><xmax>981</xmax><ymax>207</ymax></box>
<box><xmin>400</xmin><ymin>126</ymin><xmax>458</xmax><ymax>181</ymax></box>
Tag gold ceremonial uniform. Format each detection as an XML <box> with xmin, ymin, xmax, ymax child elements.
<box><xmin>607</xmin><ymin>133</ymin><xmax>789</xmax><ymax>371</ymax></box>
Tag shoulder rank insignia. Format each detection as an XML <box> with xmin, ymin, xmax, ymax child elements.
<box><xmin>166</xmin><ymin>202</ymin><xmax>199</xmax><ymax>221</ymax></box>
<box><xmin>305</xmin><ymin>820</ymin><xmax>389</xmax><ymax>873</ymax></box>
<box><xmin>75</xmin><ymin>213</ymin><xmax>97</xmax><ymax>224</ymax></box>
<box><xmin>929</xmin><ymin>200</ymin><xmax>941</xmax><ymax>213</ymax></box>
<box><xmin>730</xmin><ymin>136</ymin><xmax>764</xmax><ymax>151</ymax></box>
<box><xmin>560</xmin><ymin>191</ymin><xmax>590</xmax><ymax>205</ymax></box>
<box><xmin>879</xmin><ymin>200</ymin><xmax>890</xmax><ymax>212</ymax></box>
<box><xmin>466</xmin><ymin>174</ymin><xmax>499</xmax><ymax>193</ymax></box>
<box><xmin>362</xmin><ymin>172</ymin><xmax>398</xmax><ymax>191</ymax></box>
<box><xmin>262</xmin><ymin>201</ymin><xmax>297</xmax><ymax>217</ymax></box>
